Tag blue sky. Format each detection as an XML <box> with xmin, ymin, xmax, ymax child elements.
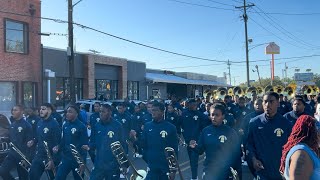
<box><xmin>41</xmin><ymin>0</ymin><xmax>320</xmax><ymax>85</ymax></box>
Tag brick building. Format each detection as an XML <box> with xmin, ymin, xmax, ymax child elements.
<box><xmin>0</xmin><ymin>0</ymin><xmax>42</xmax><ymax>114</ymax></box>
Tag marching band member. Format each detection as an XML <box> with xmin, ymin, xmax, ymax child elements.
<box><xmin>25</xmin><ymin>107</ymin><xmax>41</xmax><ymax>160</ymax></box>
<box><xmin>0</xmin><ymin>105</ymin><xmax>32</xmax><ymax>180</ymax></box>
<box><xmin>54</xmin><ymin>105</ymin><xmax>88</xmax><ymax>180</ymax></box>
<box><xmin>28</xmin><ymin>103</ymin><xmax>61</xmax><ymax>180</ymax></box>
<box><xmin>278</xmin><ymin>94</ymin><xmax>291</xmax><ymax>115</ymax></box>
<box><xmin>283</xmin><ymin>96</ymin><xmax>307</xmax><ymax>125</ymax></box>
<box><xmin>190</xmin><ymin>103</ymin><xmax>242</xmax><ymax>180</ymax></box>
<box><xmin>88</xmin><ymin>102</ymin><xmax>101</xmax><ymax>163</ymax></box>
<box><xmin>89</xmin><ymin>104</ymin><xmax>125</xmax><ymax>179</ymax></box>
<box><xmin>141</xmin><ymin>101</ymin><xmax>178</xmax><ymax>180</ymax></box>
<box><xmin>178</xmin><ymin>99</ymin><xmax>206</xmax><ymax>180</ymax></box>
<box><xmin>246</xmin><ymin>92</ymin><xmax>292</xmax><ymax>180</ymax></box>
<box><xmin>241</xmin><ymin>98</ymin><xmax>264</xmax><ymax>178</ymax></box>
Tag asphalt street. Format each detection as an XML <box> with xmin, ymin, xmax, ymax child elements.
<box><xmin>6</xmin><ymin>144</ymin><xmax>254</xmax><ymax>180</ymax></box>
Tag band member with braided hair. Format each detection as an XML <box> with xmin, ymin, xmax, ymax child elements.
<box><xmin>280</xmin><ymin>115</ymin><xmax>320</xmax><ymax>179</ymax></box>
<box><xmin>0</xmin><ymin>105</ymin><xmax>33</xmax><ymax>180</ymax></box>
<box><xmin>246</xmin><ymin>92</ymin><xmax>292</xmax><ymax>180</ymax></box>
<box><xmin>89</xmin><ymin>104</ymin><xmax>125</xmax><ymax>180</ymax></box>
<box><xmin>54</xmin><ymin>105</ymin><xmax>89</xmax><ymax>180</ymax></box>
<box><xmin>190</xmin><ymin>103</ymin><xmax>242</xmax><ymax>180</ymax></box>
<box><xmin>28</xmin><ymin>103</ymin><xmax>61</xmax><ymax>180</ymax></box>
<box><xmin>141</xmin><ymin>101</ymin><xmax>178</xmax><ymax>180</ymax></box>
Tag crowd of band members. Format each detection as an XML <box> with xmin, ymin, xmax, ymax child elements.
<box><xmin>0</xmin><ymin>91</ymin><xmax>320</xmax><ymax>180</ymax></box>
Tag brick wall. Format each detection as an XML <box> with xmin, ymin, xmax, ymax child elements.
<box><xmin>0</xmin><ymin>0</ymin><xmax>42</xmax><ymax>105</ymax></box>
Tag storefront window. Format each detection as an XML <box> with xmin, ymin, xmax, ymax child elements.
<box><xmin>23</xmin><ymin>82</ymin><xmax>36</xmax><ymax>107</ymax></box>
<box><xmin>127</xmin><ymin>81</ymin><xmax>139</xmax><ymax>100</ymax></box>
<box><xmin>0</xmin><ymin>82</ymin><xmax>16</xmax><ymax>115</ymax></box>
<box><xmin>96</xmin><ymin>80</ymin><xmax>118</xmax><ymax>100</ymax></box>
<box><xmin>55</xmin><ymin>78</ymin><xmax>83</xmax><ymax>109</ymax></box>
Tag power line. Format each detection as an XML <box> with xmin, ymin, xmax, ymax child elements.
<box><xmin>254</xmin><ymin>5</ymin><xmax>320</xmax><ymax>49</ymax></box>
<box><xmin>205</xmin><ymin>0</ymin><xmax>235</xmax><ymax>7</ymax></box>
<box><xmin>162</xmin><ymin>62</ymin><xmax>226</xmax><ymax>69</ymax></box>
<box><xmin>0</xmin><ymin>9</ymin><xmax>231</xmax><ymax>63</ymax></box>
<box><xmin>0</xmin><ymin>27</ymin><xmax>67</xmax><ymax>36</ymax></box>
<box><xmin>167</xmin><ymin>0</ymin><xmax>238</xmax><ymax>11</ymax></box>
<box><xmin>248</xmin><ymin>17</ymin><xmax>310</xmax><ymax>50</ymax></box>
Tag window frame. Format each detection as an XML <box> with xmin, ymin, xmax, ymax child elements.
<box><xmin>4</xmin><ymin>18</ymin><xmax>29</xmax><ymax>54</ymax></box>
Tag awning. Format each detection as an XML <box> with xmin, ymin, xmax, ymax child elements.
<box><xmin>146</xmin><ymin>73</ymin><xmax>231</xmax><ymax>87</ymax></box>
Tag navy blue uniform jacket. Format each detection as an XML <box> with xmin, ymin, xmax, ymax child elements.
<box><xmin>246</xmin><ymin>113</ymin><xmax>292</xmax><ymax>179</ymax></box>
<box><xmin>60</xmin><ymin>119</ymin><xmax>88</xmax><ymax>161</ymax></box>
<box><xmin>90</xmin><ymin>119</ymin><xmax>124</xmax><ymax>171</ymax></box>
<box><xmin>141</xmin><ymin>120</ymin><xmax>178</xmax><ymax>171</ymax></box>
<box><xmin>9</xmin><ymin>118</ymin><xmax>33</xmax><ymax>158</ymax></box>
<box><xmin>195</xmin><ymin>124</ymin><xmax>241</xmax><ymax>179</ymax></box>
<box><xmin>35</xmin><ymin>116</ymin><xmax>61</xmax><ymax>160</ymax></box>
<box><xmin>115</xmin><ymin>113</ymin><xmax>132</xmax><ymax>139</ymax></box>
<box><xmin>283</xmin><ymin>110</ymin><xmax>307</xmax><ymax>126</ymax></box>
<box><xmin>179</xmin><ymin>110</ymin><xmax>206</xmax><ymax>143</ymax></box>
<box><xmin>89</xmin><ymin>112</ymin><xmax>100</xmax><ymax>131</ymax></box>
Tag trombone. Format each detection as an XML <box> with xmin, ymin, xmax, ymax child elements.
<box><xmin>9</xmin><ymin>142</ymin><xmax>31</xmax><ymax>172</ymax></box>
<box><xmin>43</xmin><ymin>141</ymin><xmax>56</xmax><ymax>178</ymax></box>
<box><xmin>230</xmin><ymin>167</ymin><xmax>240</xmax><ymax>180</ymax></box>
<box><xmin>164</xmin><ymin>147</ymin><xmax>184</xmax><ymax>180</ymax></box>
<box><xmin>110</xmin><ymin>141</ymin><xmax>147</xmax><ymax>180</ymax></box>
<box><xmin>70</xmin><ymin>144</ymin><xmax>90</xmax><ymax>180</ymax></box>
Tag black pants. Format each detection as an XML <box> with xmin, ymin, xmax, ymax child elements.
<box><xmin>29</xmin><ymin>157</ymin><xmax>55</xmax><ymax>180</ymax></box>
<box><xmin>0</xmin><ymin>154</ymin><xmax>28</xmax><ymax>180</ymax></box>
<box><xmin>187</xmin><ymin>146</ymin><xmax>199</xmax><ymax>179</ymax></box>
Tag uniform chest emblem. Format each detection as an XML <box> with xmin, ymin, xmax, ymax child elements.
<box><xmin>170</xmin><ymin>117</ymin><xmax>174</xmax><ymax>121</ymax></box>
<box><xmin>228</xmin><ymin>107</ymin><xmax>231</xmax><ymax>110</ymax></box>
<box><xmin>96</xmin><ymin>118</ymin><xmax>100</xmax><ymax>122</ymax></box>
<box><xmin>282</xmin><ymin>104</ymin><xmax>285</xmax><ymax>108</ymax></box>
<box><xmin>193</xmin><ymin>115</ymin><xmax>199</xmax><ymax>121</ymax></box>
<box><xmin>160</xmin><ymin>130</ymin><xmax>168</xmax><ymax>138</ymax></box>
<box><xmin>71</xmin><ymin>128</ymin><xmax>77</xmax><ymax>134</ymax></box>
<box><xmin>127</xmin><ymin>107</ymin><xmax>130</xmax><ymax>110</ymax></box>
<box><xmin>107</xmin><ymin>131</ymin><xmax>114</xmax><ymax>138</ymax></box>
<box><xmin>121</xmin><ymin>119</ymin><xmax>126</xmax><ymax>123</ymax></box>
<box><xmin>54</xmin><ymin>118</ymin><xmax>57</xmax><ymax>121</ymax></box>
<box><xmin>114</xmin><ymin>114</ymin><xmax>117</xmax><ymax>117</ymax></box>
<box><xmin>223</xmin><ymin>119</ymin><xmax>228</xmax><ymax>124</ymax></box>
<box><xmin>219</xmin><ymin>135</ymin><xmax>227</xmax><ymax>143</ymax></box>
<box><xmin>32</xmin><ymin>120</ymin><xmax>36</xmax><ymax>124</ymax></box>
<box><xmin>137</xmin><ymin>116</ymin><xmax>140</xmax><ymax>119</ymax></box>
<box><xmin>17</xmin><ymin>127</ymin><xmax>23</xmax><ymax>132</ymax></box>
<box><xmin>274</xmin><ymin>128</ymin><xmax>284</xmax><ymax>137</ymax></box>
<box><xmin>43</xmin><ymin>127</ymin><xmax>49</xmax><ymax>134</ymax></box>
<box><xmin>174</xmin><ymin>107</ymin><xmax>178</xmax><ymax>111</ymax></box>
<box><xmin>242</xmin><ymin>111</ymin><xmax>246</xmax><ymax>116</ymax></box>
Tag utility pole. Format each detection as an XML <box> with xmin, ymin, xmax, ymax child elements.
<box><xmin>68</xmin><ymin>0</ymin><xmax>75</xmax><ymax>103</ymax></box>
<box><xmin>236</xmin><ymin>0</ymin><xmax>255</xmax><ymax>87</ymax></box>
<box><xmin>227</xmin><ymin>59</ymin><xmax>231</xmax><ymax>85</ymax></box>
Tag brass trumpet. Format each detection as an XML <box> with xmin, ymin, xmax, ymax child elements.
<box><xmin>230</xmin><ymin>167</ymin><xmax>239</xmax><ymax>180</ymax></box>
<box><xmin>70</xmin><ymin>144</ymin><xmax>90</xmax><ymax>180</ymax></box>
<box><xmin>164</xmin><ymin>147</ymin><xmax>184</xmax><ymax>180</ymax></box>
<box><xmin>9</xmin><ymin>142</ymin><xmax>31</xmax><ymax>172</ymax></box>
<box><xmin>110</xmin><ymin>141</ymin><xmax>147</xmax><ymax>180</ymax></box>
